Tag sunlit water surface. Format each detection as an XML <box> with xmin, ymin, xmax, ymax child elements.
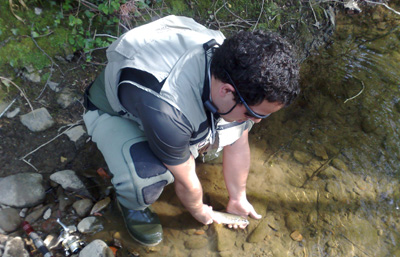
<box><xmin>89</xmin><ymin>8</ymin><xmax>400</xmax><ymax>257</ymax></box>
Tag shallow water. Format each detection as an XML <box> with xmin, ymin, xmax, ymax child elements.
<box><xmin>87</xmin><ymin>8</ymin><xmax>400</xmax><ymax>257</ymax></box>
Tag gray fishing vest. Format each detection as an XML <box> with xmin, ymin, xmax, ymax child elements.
<box><xmin>102</xmin><ymin>15</ymin><xmax>250</xmax><ymax>159</ymax></box>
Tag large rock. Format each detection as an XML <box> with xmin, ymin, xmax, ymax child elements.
<box><xmin>0</xmin><ymin>208</ymin><xmax>21</xmax><ymax>233</ymax></box>
<box><xmin>0</xmin><ymin>173</ymin><xmax>45</xmax><ymax>208</ymax></box>
<box><xmin>20</xmin><ymin>107</ymin><xmax>54</xmax><ymax>132</ymax></box>
<box><xmin>3</xmin><ymin>237</ymin><xmax>29</xmax><ymax>257</ymax></box>
<box><xmin>79</xmin><ymin>239</ymin><xmax>114</xmax><ymax>257</ymax></box>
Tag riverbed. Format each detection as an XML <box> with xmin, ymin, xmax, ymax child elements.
<box><xmin>85</xmin><ymin>6</ymin><xmax>400</xmax><ymax>257</ymax></box>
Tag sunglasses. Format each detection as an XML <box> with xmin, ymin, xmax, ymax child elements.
<box><xmin>224</xmin><ymin>70</ymin><xmax>271</xmax><ymax>119</ymax></box>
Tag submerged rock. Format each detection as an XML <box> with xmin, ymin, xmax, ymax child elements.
<box><xmin>212</xmin><ymin>224</ymin><xmax>235</xmax><ymax>252</ymax></box>
<box><xmin>20</xmin><ymin>107</ymin><xmax>54</xmax><ymax>132</ymax></box>
<box><xmin>184</xmin><ymin>236</ymin><xmax>208</xmax><ymax>249</ymax></box>
<box><xmin>72</xmin><ymin>198</ymin><xmax>93</xmax><ymax>217</ymax></box>
<box><xmin>247</xmin><ymin>217</ymin><xmax>270</xmax><ymax>243</ymax></box>
<box><xmin>77</xmin><ymin>217</ymin><xmax>103</xmax><ymax>234</ymax></box>
<box><xmin>0</xmin><ymin>173</ymin><xmax>45</xmax><ymax>208</ymax></box>
<box><xmin>79</xmin><ymin>239</ymin><xmax>114</xmax><ymax>257</ymax></box>
<box><xmin>293</xmin><ymin>150</ymin><xmax>313</xmax><ymax>164</ymax></box>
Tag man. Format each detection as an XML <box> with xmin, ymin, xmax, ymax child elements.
<box><xmin>83</xmin><ymin>15</ymin><xmax>299</xmax><ymax>246</ymax></box>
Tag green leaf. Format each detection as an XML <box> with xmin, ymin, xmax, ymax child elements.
<box><xmin>31</xmin><ymin>31</ymin><xmax>40</xmax><ymax>38</ymax></box>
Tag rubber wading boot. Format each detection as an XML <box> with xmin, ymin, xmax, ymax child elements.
<box><xmin>118</xmin><ymin>202</ymin><xmax>163</xmax><ymax>246</ymax></box>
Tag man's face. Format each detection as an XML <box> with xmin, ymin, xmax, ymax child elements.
<box><xmin>220</xmin><ymin>99</ymin><xmax>284</xmax><ymax>123</ymax></box>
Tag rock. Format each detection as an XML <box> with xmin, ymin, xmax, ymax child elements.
<box><xmin>6</xmin><ymin>108</ymin><xmax>20</xmax><ymax>118</ymax></box>
<box><xmin>72</xmin><ymin>199</ymin><xmax>93</xmax><ymax>217</ymax></box>
<box><xmin>64</xmin><ymin>125</ymin><xmax>86</xmax><ymax>145</ymax></box>
<box><xmin>20</xmin><ymin>108</ymin><xmax>54</xmax><ymax>132</ymax></box>
<box><xmin>184</xmin><ymin>236</ymin><xmax>208</xmax><ymax>249</ymax></box>
<box><xmin>57</xmin><ymin>187</ymin><xmax>74</xmax><ymax>212</ymax></box>
<box><xmin>3</xmin><ymin>237</ymin><xmax>29</xmax><ymax>257</ymax></box>
<box><xmin>90</xmin><ymin>197</ymin><xmax>111</xmax><ymax>215</ymax></box>
<box><xmin>19</xmin><ymin>208</ymin><xmax>28</xmax><ymax>218</ymax></box>
<box><xmin>361</xmin><ymin>116</ymin><xmax>377</xmax><ymax>133</ymax></box>
<box><xmin>331</xmin><ymin>158</ymin><xmax>348</xmax><ymax>172</ymax></box>
<box><xmin>307</xmin><ymin>210</ymin><xmax>318</xmax><ymax>224</ymax></box>
<box><xmin>247</xmin><ymin>217</ymin><xmax>270</xmax><ymax>243</ymax></box>
<box><xmin>293</xmin><ymin>150</ymin><xmax>313</xmax><ymax>164</ymax></box>
<box><xmin>212</xmin><ymin>224</ymin><xmax>235</xmax><ymax>252</ymax></box>
<box><xmin>312</xmin><ymin>144</ymin><xmax>329</xmax><ymax>160</ymax></box>
<box><xmin>34</xmin><ymin>7</ymin><xmax>42</xmax><ymax>15</ymax></box>
<box><xmin>22</xmin><ymin>65</ymin><xmax>41</xmax><ymax>83</ymax></box>
<box><xmin>57</xmin><ymin>87</ymin><xmax>79</xmax><ymax>109</ymax></box>
<box><xmin>77</xmin><ymin>217</ymin><xmax>103</xmax><ymax>234</ymax></box>
<box><xmin>47</xmin><ymin>81</ymin><xmax>61</xmax><ymax>92</ymax></box>
<box><xmin>0</xmin><ymin>208</ymin><xmax>22</xmax><ymax>233</ymax></box>
<box><xmin>290</xmin><ymin>230</ymin><xmax>303</xmax><ymax>241</ymax></box>
<box><xmin>25</xmin><ymin>205</ymin><xmax>52</xmax><ymax>224</ymax></box>
<box><xmin>285</xmin><ymin>213</ymin><xmax>302</xmax><ymax>231</ymax></box>
<box><xmin>78</xmin><ymin>239</ymin><xmax>114</xmax><ymax>257</ymax></box>
<box><xmin>0</xmin><ymin>173</ymin><xmax>46</xmax><ymax>208</ymax></box>
<box><xmin>43</xmin><ymin>208</ymin><xmax>52</xmax><ymax>220</ymax></box>
<box><xmin>50</xmin><ymin>170</ymin><xmax>89</xmax><ymax>196</ymax></box>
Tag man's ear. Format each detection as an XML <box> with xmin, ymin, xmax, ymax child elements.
<box><xmin>219</xmin><ymin>83</ymin><xmax>235</xmax><ymax>97</ymax></box>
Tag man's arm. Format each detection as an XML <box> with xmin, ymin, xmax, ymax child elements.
<box><xmin>222</xmin><ymin>129</ymin><xmax>262</xmax><ymax>226</ymax></box>
<box><xmin>164</xmin><ymin>156</ymin><xmax>215</xmax><ymax>225</ymax></box>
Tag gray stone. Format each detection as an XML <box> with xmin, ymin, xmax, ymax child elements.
<box><xmin>77</xmin><ymin>217</ymin><xmax>103</xmax><ymax>234</ymax></box>
<box><xmin>47</xmin><ymin>81</ymin><xmax>61</xmax><ymax>92</ymax></box>
<box><xmin>57</xmin><ymin>87</ymin><xmax>78</xmax><ymax>109</ymax></box>
<box><xmin>3</xmin><ymin>237</ymin><xmax>29</xmax><ymax>257</ymax></box>
<box><xmin>20</xmin><ymin>107</ymin><xmax>54</xmax><ymax>132</ymax></box>
<box><xmin>72</xmin><ymin>199</ymin><xmax>93</xmax><ymax>217</ymax></box>
<box><xmin>22</xmin><ymin>70</ymin><xmax>41</xmax><ymax>83</ymax></box>
<box><xmin>50</xmin><ymin>170</ymin><xmax>89</xmax><ymax>195</ymax></box>
<box><xmin>0</xmin><ymin>208</ymin><xmax>21</xmax><ymax>233</ymax></box>
<box><xmin>0</xmin><ymin>173</ymin><xmax>45</xmax><ymax>208</ymax></box>
<box><xmin>25</xmin><ymin>205</ymin><xmax>51</xmax><ymax>224</ymax></box>
<box><xmin>79</xmin><ymin>239</ymin><xmax>114</xmax><ymax>257</ymax></box>
<box><xmin>64</xmin><ymin>125</ymin><xmax>86</xmax><ymax>143</ymax></box>
<box><xmin>6</xmin><ymin>107</ymin><xmax>20</xmax><ymax>118</ymax></box>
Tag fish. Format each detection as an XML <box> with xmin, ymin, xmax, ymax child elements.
<box><xmin>212</xmin><ymin>211</ymin><xmax>249</xmax><ymax>226</ymax></box>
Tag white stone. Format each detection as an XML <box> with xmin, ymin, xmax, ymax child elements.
<box><xmin>65</xmin><ymin>125</ymin><xmax>86</xmax><ymax>143</ymax></box>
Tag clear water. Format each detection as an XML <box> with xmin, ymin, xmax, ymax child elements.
<box><xmin>91</xmin><ymin>7</ymin><xmax>400</xmax><ymax>257</ymax></box>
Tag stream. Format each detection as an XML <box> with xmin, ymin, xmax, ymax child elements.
<box><xmin>82</xmin><ymin>7</ymin><xmax>400</xmax><ymax>257</ymax></box>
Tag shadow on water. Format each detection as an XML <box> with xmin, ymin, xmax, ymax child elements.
<box><xmin>84</xmin><ymin>6</ymin><xmax>400</xmax><ymax>257</ymax></box>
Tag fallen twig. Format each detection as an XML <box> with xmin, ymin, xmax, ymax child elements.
<box><xmin>300</xmin><ymin>156</ymin><xmax>335</xmax><ymax>188</ymax></box>
<box><xmin>0</xmin><ymin>98</ymin><xmax>17</xmax><ymax>118</ymax></box>
<box><xmin>252</xmin><ymin>0</ymin><xmax>265</xmax><ymax>31</ymax></box>
<box><xmin>20</xmin><ymin>120</ymin><xmax>83</xmax><ymax>171</ymax></box>
<box><xmin>364</xmin><ymin>0</ymin><xmax>400</xmax><ymax>15</ymax></box>
<box><xmin>0</xmin><ymin>76</ymin><xmax>34</xmax><ymax>112</ymax></box>
<box><xmin>344</xmin><ymin>80</ymin><xmax>365</xmax><ymax>104</ymax></box>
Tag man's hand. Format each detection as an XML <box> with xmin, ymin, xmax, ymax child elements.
<box><xmin>226</xmin><ymin>197</ymin><xmax>262</xmax><ymax>229</ymax></box>
<box><xmin>189</xmin><ymin>204</ymin><xmax>216</xmax><ymax>225</ymax></box>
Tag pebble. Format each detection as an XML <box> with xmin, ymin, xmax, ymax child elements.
<box><xmin>64</xmin><ymin>125</ymin><xmax>86</xmax><ymax>145</ymax></box>
<box><xmin>90</xmin><ymin>197</ymin><xmax>111</xmax><ymax>215</ymax></box>
<box><xmin>47</xmin><ymin>81</ymin><xmax>61</xmax><ymax>92</ymax></box>
<box><xmin>43</xmin><ymin>208</ymin><xmax>52</xmax><ymax>220</ymax></box>
<box><xmin>0</xmin><ymin>173</ymin><xmax>46</xmax><ymax>208</ymax></box>
<box><xmin>72</xmin><ymin>198</ymin><xmax>93</xmax><ymax>217</ymax></box>
<box><xmin>331</xmin><ymin>158</ymin><xmax>348</xmax><ymax>172</ymax></box>
<box><xmin>6</xmin><ymin>107</ymin><xmax>20</xmax><ymax>118</ymax></box>
<box><xmin>50</xmin><ymin>170</ymin><xmax>90</xmax><ymax>196</ymax></box>
<box><xmin>25</xmin><ymin>205</ymin><xmax>51</xmax><ymax>224</ymax></box>
<box><xmin>78</xmin><ymin>239</ymin><xmax>114</xmax><ymax>257</ymax></box>
<box><xmin>3</xmin><ymin>237</ymin><xmax>29</xmax><ymax>257</ymax></box>
<box><xmin>77</xmin><ymin>217</ymin><xmax>103</xmax><ymax>234</ymax></box>
<box><xmin>57</xmin><ymin>87</ymin><xmax>79</xmax><ymax>109</ymax></box>
<box><xmin>290</xmin><ymin>230</ymin><xmax>303</xmax><ymax>241</ymax></box>
<box><xmin>293</xmin><ymin>150</ymin><xmax>313</xmax><ymax>164</ymax></box>
<box><xmin>0</xmin><ymin>208</ymin><xmax>22</xmax><ymax>233</ymax></box>
<box><xmin>20</xmin><ymin>107</ymin><xmax>54</xmax><ymax>132</ymax></box>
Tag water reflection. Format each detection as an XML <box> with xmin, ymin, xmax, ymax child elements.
<box><xmin>92</xmin><ymin>7</ymin><xmax>400</xmax><ymax>256</ymax></box>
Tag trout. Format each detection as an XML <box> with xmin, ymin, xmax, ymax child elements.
<box><xmin>212</xmin><ymin>211</ymin><xmax>249</xmax><ymax>226</ymax></box>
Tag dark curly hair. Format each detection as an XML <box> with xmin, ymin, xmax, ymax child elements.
<box><xmin>211</xmin><ymin>30</ymin><xmax>300</xmax><ymax>106</ymax></box>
